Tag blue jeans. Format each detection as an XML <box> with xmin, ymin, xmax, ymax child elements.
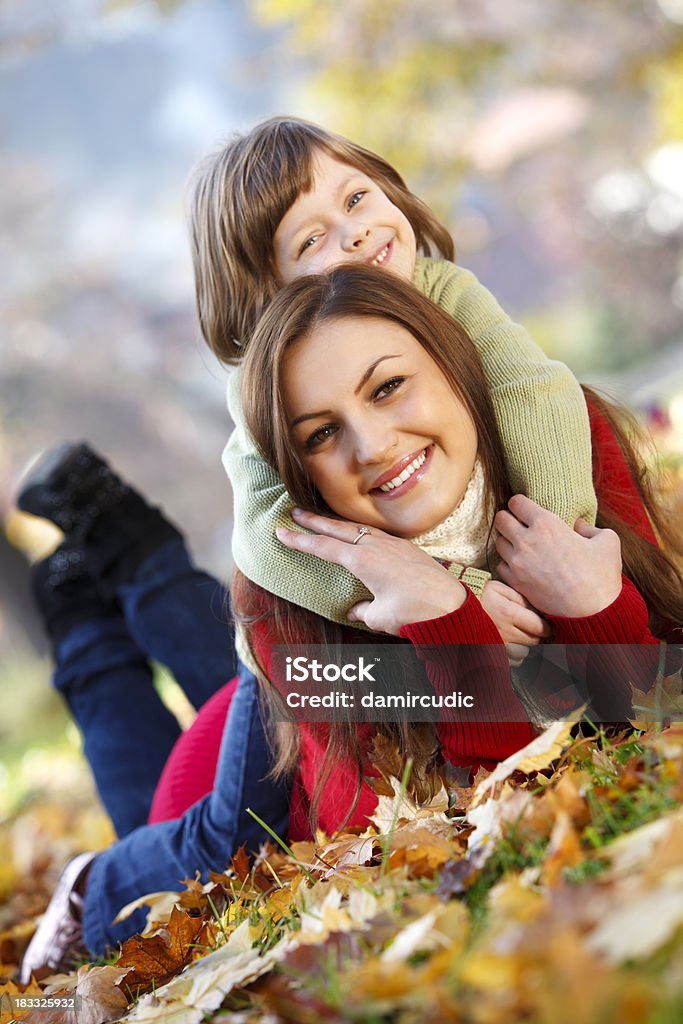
<box><xmin>52</xmin><ymin>539</ymin><xmax>290</xmax><ymax>955</ymax></box>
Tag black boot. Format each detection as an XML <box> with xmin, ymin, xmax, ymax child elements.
<box><xmin>18</xmin><ymin>443</ymin><xmax>182</xmax><ymax>598</ymax></box>
<box><xmin>31</xmin><ymin>540</ymin><xmax>113</xmax><ymax>642</ymax></box>
<box><xmin>18</xmin><ymin>443</ymin><xmax>131</xmax><ymax>536</ymax></box>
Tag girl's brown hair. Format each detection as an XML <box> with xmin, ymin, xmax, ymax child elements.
<box><xmin>235</xmin><ymin>266</ymin><xmax>683</xmax><ymax>828</ymax></box>
<box><xmin>188</xmin><ymin>116</ymin><xmax>454</xmax><ymax>364</ymax></box>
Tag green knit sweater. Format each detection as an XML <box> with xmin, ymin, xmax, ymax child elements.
<box><xmin>223</xmin><ymin>256</ymin><xmax>597</xmax><ymax>624</ymax></box>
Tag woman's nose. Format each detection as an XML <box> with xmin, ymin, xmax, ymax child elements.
<box><xmin>352</xmin><ymin>422</ymin><xmax>397</xmax><ymax>466</ymax></box>
<box><xmin>341</xmin><ymin>224</ymin><xmax>370</xmax><ymax>253</ymax></box>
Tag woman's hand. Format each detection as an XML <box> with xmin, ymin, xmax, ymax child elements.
<box><xmin>480</xmin><ymin>580</ymin><xmax>552</xmax><ymax>667</ymax></box>
<box><xmin>494</xmin><ymin>495</ymin><xmax>623</xmax><ymax>618</ymax></box>
<box><xmin>276</xmin><ymin>508</ymin><xmax>467</xmax><ymax>635</ymax></box>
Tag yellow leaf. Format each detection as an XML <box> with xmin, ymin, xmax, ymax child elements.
<box><xmin>114</xmin><ymin>890</ymin><xmax>181</xmax><ymax>927</ymax></box>
<box><xmin>471</xmin><ymin>714</ymin><xmax>581</xmax><ymax>809</ymax></box>
<box><xmin>541</xmin><ymin>811</ymin><xmax>583</xmax><ymax>886</ymax></box>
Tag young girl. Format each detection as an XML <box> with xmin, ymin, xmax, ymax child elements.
<box><xmin>189</xmin><ymin>115</ymin><xmax>598</xmax><ymax>641</ymax></box>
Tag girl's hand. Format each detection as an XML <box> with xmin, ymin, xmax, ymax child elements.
<box><xmin>276</xmin><ymin>508</ymin><xmax>467</xmax><ymax>635</ymax></box>
<box><xmin>480</xmin><ymin>579</ymin><xmax>552</xmax><ymax>667</ymax></box>
<box><xmin>494</xmin><ymin>495</ymin><xmax>622</xmax><ymax>618</ymax></box>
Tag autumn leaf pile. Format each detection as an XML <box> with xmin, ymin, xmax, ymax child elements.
<box><xmin>2</xmin><ymin>711</ymin><xmax>683</xmax><ymax>1024</ymax></box>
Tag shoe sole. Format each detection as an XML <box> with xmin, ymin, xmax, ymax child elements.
<box><xmin>19</xmin><ymin>851</ymin><xmax>95</xmax><ymax>983</ymax></box>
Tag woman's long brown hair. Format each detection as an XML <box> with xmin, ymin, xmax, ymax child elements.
<box><xmin>235</xmin><ymin>266</ymin><xmax>683</xmax><ymax>829</ymax></box>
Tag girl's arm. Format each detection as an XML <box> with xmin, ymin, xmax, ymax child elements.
<box><xmin>223</xmin><ymin>368</ymin><xmax>491</xmax><ymax>628</ymax></box>
<box><xmin>418</xmin><ymin>257</ymin><xmax>597</xmax><ymax>525</ymax></box>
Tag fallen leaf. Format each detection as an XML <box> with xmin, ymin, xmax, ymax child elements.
<box><xmin>116</xmin><ymin>906</ymin><xmax>204</xmax><ymax>993</ymax></box>
<box><xmin>21</xmin><ymin>966</ymin><xmax>132</xmax><ymax>1024</ymax></box>
<box><xmin>629</xmin><ymin>668</ymin><xmax>683</xmax><ymax>732</ymax></box>
<box><xmin>114</xmin><ymin>891</ymin><xmax>182</xmax><ymax>928</ymax></box>
<box><xmin>585</xmin><ymin>881</ymin><xmax>683</xmax><ymax>963</ymax></box>
<box><xmin>122</xmin><ymin>921</ymin><xmax>294</xmax><ymax>1022</ymax></box>
<box><xmin>471</xmin><ymin>715</ymin><xmax>581</xmax><ymax>809</ymax></box>
<box><xmin>541</xmin><ymin>811</ymin><xmax>583</xmax><ymax>886</ymax></box>
<box><xmin>371</xmin><ymin>780</ymin><xmax>451</xmax><ymax>837</ymax></box>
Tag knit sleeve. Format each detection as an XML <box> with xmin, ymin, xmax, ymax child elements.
<box><xmin>223</xmin><ymin>369</ymin><xmax>373</xmax><ymax>626</ymax></box>
<box><xmin>400</xmin><ymin>590</ymin><xmax>537</xmax><ymax>764</ymax></box>
<box><xmin>416</xmin><ymin>257</ymin><xmax>597</xmax><ymax>527</ymax></box>
<box><xmin>546</xmin><ymin>576</ymin><xmax>673</xmax><ymax>721</ymax></box>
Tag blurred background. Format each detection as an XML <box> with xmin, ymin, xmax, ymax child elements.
<box><xmin>1</xmin><ymin>0</ymin><xmax>682</xmax><ymax>816</ymax></box>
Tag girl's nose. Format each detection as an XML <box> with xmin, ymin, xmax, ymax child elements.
<box><xmin>342</xmin><ymin>224</ymin><xmax>370</xmax><ymax>253</ymax></box>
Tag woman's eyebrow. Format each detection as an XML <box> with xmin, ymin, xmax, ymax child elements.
<box><xmin>290</xmin><ymin>408</ymin><xmax>333</xmax><ymax>428</ymax></box>
<box><xmin>354</xmin><ymin>354</ymin><xmax>401</xmax><ymax>394</ymax></box>
<box><xmin>289</xmin><ymin>355</ymin><xmax>401</xmax><ymax>429</ymax></box>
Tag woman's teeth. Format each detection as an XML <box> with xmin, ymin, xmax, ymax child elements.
<box><xmin>371</xmin><ymin>244</ymin><xmax>390</xmax><ymax>266</ymax></box>
<box><xmin>379</xmin><ymin>450</ymin><xmax>427</xmax><ymax>492</ymax></box>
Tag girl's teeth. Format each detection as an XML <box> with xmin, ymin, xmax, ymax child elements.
<box><xmin>379</xmin><ymin>450</ymin><xmax>427</xmax><ymax>492</ymax></box>
<box><xmin>372</xmin><ymin>245</ymin><xmax>389</xmax><ymax>266</ymax></box>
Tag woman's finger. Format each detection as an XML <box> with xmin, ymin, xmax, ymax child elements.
<box><xmin>494</xmin><ymin>508</ymin><xmax>527</xmax><ymax>540</ymax></box>
<box><xmin>495</xmin><ymin>535</ymin><xmax>515</xmax><ymax>563</ymax></box>
<box><xmin>276</xmin><ymin>525</ymin><xmax>359</xmax><ymax>570</ymax></box>
<box><xmin>347</xmin><ymin>600</ymin><xmax>372</xmax><ymax>624</ymax></box>
<box><xmin>291</xmin><ymin>507</ymin><xmax>364</xmax><ymax>543</ymax></box>
<box><xmin>292</xmin><ymin>507</ymin><xmax>388</xmax><ymax>546</ymax></box>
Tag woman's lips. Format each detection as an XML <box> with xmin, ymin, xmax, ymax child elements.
<box><xmin>370</xmin><ymin>445</ymin><xmax>433</xmax><ymax>499</ymax></box>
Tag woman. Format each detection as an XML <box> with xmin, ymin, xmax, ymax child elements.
<box><xmin>20</xmin><ymin>267</ymin><xmax>682</xmax><ymax>978</ymax></box>
<box><xmin>232</xmin><ymin>263</ymin><xmax>682</xmax><ymax>831</ymax></box>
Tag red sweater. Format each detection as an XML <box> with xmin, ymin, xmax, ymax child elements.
<box><xmin>149</xmin><ymin>400</ymin><xmax>669</xmax><ymax>835</ymax></box>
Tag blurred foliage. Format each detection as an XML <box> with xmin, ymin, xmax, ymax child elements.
<box><xmin>648</xmin><ymin>39</ymin><xmax>683</xmax><ymax>141</ymax></box>
<box><xmin>251</xmin><ymin>0</ymin><xmax>683</xmax><ymax>373</ymax></box>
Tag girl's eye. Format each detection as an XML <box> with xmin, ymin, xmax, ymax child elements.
<box><xmin>304</xmin><ymin>423</ymin><xmax>337</xmax><ymax>451</ymax></box>
<box><xmin>299</xmin><ymin>234</ymin><xmax>319</xmax><ymax>256</ymax></box>
<box><xmin>347</xmin><ymin>191</ymin><xmax>366</xmax><ymax>211</ymax></box>
<box><xmin>373</xmin><ymin>376</ymin><xmax>406</xmax><ymax>400</ymax></box>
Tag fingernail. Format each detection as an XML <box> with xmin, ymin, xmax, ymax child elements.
<box><xmin>276</xmin><ymin>527</ymin><xmax>288</xmax><ymax>540</ymax></box>
<box><xmin>292</xmin><ymin>507</ymin><xmax>305</xmax><ymax>517</ymax></box>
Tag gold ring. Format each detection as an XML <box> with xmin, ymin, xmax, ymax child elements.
<box><xmin>352</xmin><ymin>526</ymin><xmax>371</xmax><ymax>545</ymax></box>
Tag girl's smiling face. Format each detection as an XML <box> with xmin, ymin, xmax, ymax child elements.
<box><xmin>273</xmin><ymin>150</ymin><xmax>417</xmax><ymax>285</ymax></box>
<box><xmin>282</xmin><ymin>316</ymin><xmax>478</xmax><ymax>538</ymax></box>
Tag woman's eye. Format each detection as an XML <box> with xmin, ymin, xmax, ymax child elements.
<box><xmin>373</xmin><ymin>376</ymin><xmax>406</xmax><ymax>400</ymax></box>
<box><xmin>304</xmin><ymin>423</ymin><xmax>337</xmax><ymax>450</ymax></box>
<box><xmin>347</xmin><ymin>191</ymin><xmax>365</xmax><ymax>211</ymax></box>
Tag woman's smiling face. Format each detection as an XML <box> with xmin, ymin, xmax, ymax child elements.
<box><xmin>282</xmin><ymin>316</ymin><xmax>479</xmax><ymax>538</ymax></box>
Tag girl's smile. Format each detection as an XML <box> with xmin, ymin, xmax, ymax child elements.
<box><xmin>282</xmin><ymin>316</ymin><xmax>478</xmax><ymax>538</ymax></box>
<box><xmin>273</xmin><ymin>150</ymin><xmax>417</xmax><ymax>285</ymax></box>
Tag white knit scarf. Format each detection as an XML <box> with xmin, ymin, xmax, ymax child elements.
<box><xmin>410</xmin><ymin>459</ymin><xmax>494</xmax><ymax>568</ymax></box>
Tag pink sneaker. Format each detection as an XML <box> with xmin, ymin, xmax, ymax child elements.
<box><xmin>19</xmin><ymin>852</ymin><xmax>95</xmax><ymax>983</ymax></box>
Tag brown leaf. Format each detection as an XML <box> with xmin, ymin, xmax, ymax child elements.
<box><xmin>20</xmin><ymin>967</ymin><xmax>132</xmax><ymax>1024</ymax></box>
<box><xmin>366</xmin><ymin>731</ymin><xmax>404</xmax><ymax>781</ymax></box>
<box><xmin>116</xmin><ymin>906</ymin><xmax>203</xmax><ymax>993</ymax></box>
<box><xmin>229</xmin><ymin>845</ymin><xmax>252</xmax><ymax>883</ymax></box>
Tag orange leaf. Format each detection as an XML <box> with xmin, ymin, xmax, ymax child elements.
<box><xmin>116</xmin><ymin>905</ymin><xmax>203</xmax><ymax>993</ymax></box>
